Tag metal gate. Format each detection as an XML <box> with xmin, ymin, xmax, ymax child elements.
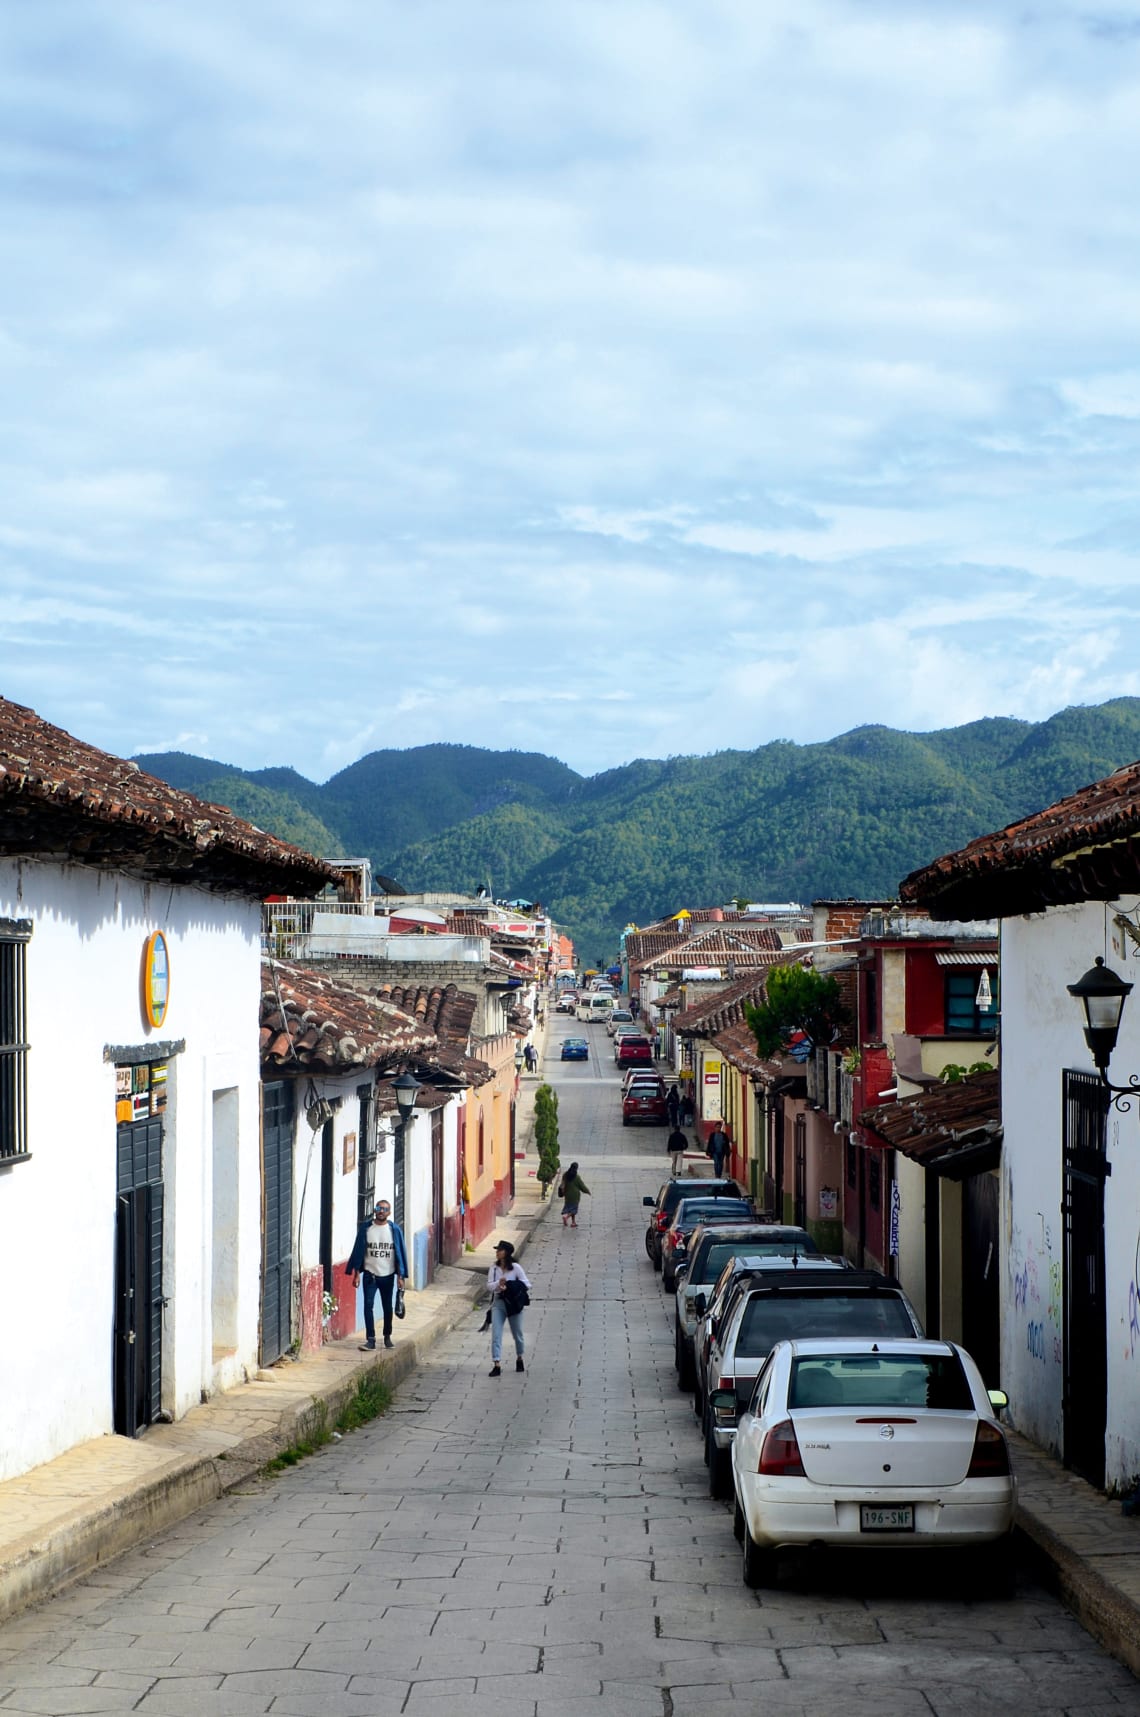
<box><xmin>260</xmin><ymin>1079</ymin><xmax>295</xmax><ymax>1365</ymax></box>
<box><xmin>113</xmin><ymin>1116</ymin><xmax>164</xmax><ymax>1436</ymax></box>
<box><xmin>431</xmin><ymin>1107</ymin><xmax>444</xmax><ymax>1269</ymax></box>
<box><xmin>961</xmin><ymin>1172</ymin><xmax>1000</xmax><ymax>1388</ymax></box>
<box><xmin>793</xmin><ymin>1113</ymin><xmax>807</xmax><ymax>1230</ymax></box>
<box><xmin>1062</xmin><ymin>1069</ymin><xmax>1110</xmax><ymax>1489</ymax></box>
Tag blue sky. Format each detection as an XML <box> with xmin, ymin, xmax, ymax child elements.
<box><xmin>2</xmin><ymin>0</ymin><xmax>1139</xmax><ymax>781</ymax></box>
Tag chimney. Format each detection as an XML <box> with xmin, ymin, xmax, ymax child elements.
<box><xmin>709</xmin><ymin>907</ymin><xmax>724</xmax><ymax>922</ymax></box>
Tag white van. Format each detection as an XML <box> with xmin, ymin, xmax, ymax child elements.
<box><xmin>576</xmin><ymin>994</ymin><xmax>614</xmax><ymax>1023</ymax></box>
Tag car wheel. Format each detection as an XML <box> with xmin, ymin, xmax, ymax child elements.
<box><xmin>732</xmin><ymin>1491</ymin><xmax>745</xmax><ymax>1544</ymax></box>
<box><xmin>977</xmin><ymin>1537</ymin><xmax>1016</xmax><ymax>1598</ymax></box>
<box><xmin>677</xmin><ymin>1340</ymin><xmax>695</xmax><ymax>1392</ymax></box>
<box><xmin>742</xmin><ymin>1524</ymin><xmax>776</xmax><ymax>1589</ymax></box>
<box><xmin>622</xmin><ymin>1116</ymin><xmax>630</xmax><ymax>1126</ymax></box>
<box><xmin>662</xmin><ymin>1267</ymin><xmax>675</xmax><ymax>1293</ymax></box>
<box><xmin>707</xmin><ymin>1432</ymin><xmax>730</xmax><ymax>1500</ymax></box>
<box><xmin>644</xmin><ymin>1229</ymin><xmax>654</xmax><ymax>1261</ymax></box>
<box><xmin>652</xmin><ymin>1251</ymin><xmax>662</xmax><ymax>1274</ymax></box>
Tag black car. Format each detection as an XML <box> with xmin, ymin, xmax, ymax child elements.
<box><xmin>642</xmin><ymin>1177</ymin><xmax>744</xmax><ymax>1271</ymax></box>
<box><xmin>660</xmin><ymin>1197</ymin><xmax>757</xmax><ymax>1291</ymax></box>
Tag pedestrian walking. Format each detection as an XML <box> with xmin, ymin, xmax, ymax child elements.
<box><xmin>487</xmin><ymin>1239</ymin><xmax>531</xmax><ymax>1377</ymax></box>
<box><xmin>525</xmin><ymin>1042</ymin><xmax>538</xmax><ymax>1072</ymax></box>
<box><xmin>707</xmin><ymin>1122</ymin><xmax>730</xmax><ymax>1178</ymax></box>
<box><xmin>680</xmin><ymin>1088</ymin><xmax>695</xmax><ymax>1126</ymax></box>
<box><xmin>666</xmin><ymin>1083</ymin><xmax>680</xmax><ymax>1127</ymax></box>
<box><xmin>347</xmin><ymin>1198</ymin><xmax>408</xmax><ymax>1351</ymax></box>
<box><xmin>558</xmin><ymin>1160</ymin><xmax>590</xmax><ymax>1227</ymax></box>
<box><xmin>666</xmin><ymin>1123</ymin><xmax>688</xmax><ymax>1176</ymax></box>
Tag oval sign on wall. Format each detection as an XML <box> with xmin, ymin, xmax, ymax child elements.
<box><xmin>142</xmin><ymin>931</ymin><xmax>171</xmax><ymax>1029</ymax></box>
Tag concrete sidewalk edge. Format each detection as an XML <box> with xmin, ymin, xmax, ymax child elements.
<box><xmin>1014</xmin><ymin>1509</ymin><xmax>1140</xmax><ymax>1679</ymax></box>
<box><xmin>0</xmin><ymin>1198</ymin><xmax>552</xmax><ymax>1626</ymax></box>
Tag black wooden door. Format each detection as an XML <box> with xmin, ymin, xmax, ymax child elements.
<box><xmin>431</xmin><ymin>1108</ymin><xmax>444</xmax><ymax>1268</ymax></box>
<box><xmin>961</xmin><ymin>1171</ymin><xmax>1000</xmax><ymax>1387</ymax></box>
<box><xmin>1063</xmin><ymin>1069</ymin><xmax>1110</xmax><ymax>1488</ymax></box>
<box><xmin>394</xmin><ymin>1121</ymin><xmax>406</xmax><ymax>1230</ymax></box>
<box><xmin>260</xmin><ymin>1079</ymin><xmax>295</xmax><ymax>1364</ymax></box>
<box><xmin>113</xmin><ymin>1115</ymin><xmax>164</xmax><ymax>1436</ymax></box>
<box><xmin>793</xmin><ymin>1113</ymin><xmax>807</xmax><ymax>1230</ymax></box>
<box><xmin>773</xmin><ymin>1105</ymin><xmax>785</xmax><ymax>1219</ymax></box>
<box><xmin>319</xmin><ymin>1119</ymin><xmax>334</xmax><ymax>1296</ymax></box>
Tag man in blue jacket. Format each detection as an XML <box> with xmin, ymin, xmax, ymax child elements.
<box><xmin>347</xmin><ymin>1198</ymin><xmax>408</xmax><ymax>1350</ymax></box>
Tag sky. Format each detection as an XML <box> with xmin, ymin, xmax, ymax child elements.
<box><xmin>2</xmin><ymin>0</ymin><xmax>1140</xmax><ymax>783</ymax></box>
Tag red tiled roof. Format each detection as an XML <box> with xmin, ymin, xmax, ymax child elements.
<box><xmin>634</xmin><ymin>925</ymin><xmax>785</xmax><ymax>975</ymax></box>
<box><xmin>859</xmin><ymin>1069</ymin><xmax>1001</xmax><ymax>1179</ymax></box>
<box><xmin>0</xmin><ymin>698</ymin><xmax>334</xmax><ymax>897</ymax></box>
<box><xmin>367</xmin><ymin>982</ymin><xmax>477</xmax><ymax>1049</ymax></box>
<box><xmin>673</xmin><ymin>966</ymin><xmax>793</xmax><ymax>1036</ymax></box>
<box><xmin>900</xmin><ymin>761</ymin><xmax>1140</xmax><ymax>920</ymax></box>
<box><xmin>260</xmin><ymin>961</ymin><xmax>436</xmax><ymax>1071</ymax></box>
<box><xmin>713</xmin><ymin>1019</ymin><xmax>769</xmax><ymax>1078</ymax></box>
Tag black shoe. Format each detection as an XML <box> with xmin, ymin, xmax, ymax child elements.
<box><xmin>489</xmin><ymin>1364</ymin><xmax>501</xmax><ymax>1378</ymax></box>
<box><xmin>516</xmin><ymin>1358</ymin><xmax>525</xmax><ymax>1373</ymax></box>
<box><xmin>359</xmin><ymin>1343</ymin><xmax>376</xmax><ymax>1352</ymax></box>
<box><xmin>384</xmin><ymin>1336</ymin><xmax>394</xmax><ymax>1348</ymax></box>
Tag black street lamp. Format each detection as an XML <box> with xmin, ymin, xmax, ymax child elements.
<box><xmin>1068</xmin><ymin>956</ymin><xmax>1139</xmax><ymax>1112</ymax></box>
<box><xmin>391</xmin><ymin>1070</ymin><xmax>421</xmax><ymax>1228</ymax></box>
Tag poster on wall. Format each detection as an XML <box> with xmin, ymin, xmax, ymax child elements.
<box><xmin>343</xmin><ymin>1132</ymin><xmax>357</xmax><ymax>1175</ymax></box>
<box><xmin>889</xmin><ymin>1181</ymin><xmax>901</xmax><ymax>1257</ymax></box>
<box><xmin>819</xmin><ymin>1186</ymin><xmax>838</xmax><ymax>1219</ymax></box>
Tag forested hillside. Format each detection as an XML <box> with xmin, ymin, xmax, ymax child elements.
<box><xmin>136</xmin><ymin>700</ymin><xmax>1140</xmax><ymax>961</ymax></box>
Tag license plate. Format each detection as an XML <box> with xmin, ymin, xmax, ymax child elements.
<box><xmin>860</xmin><ymin>1505</ymin><xmax>913</xmax><ymax>1532</ymax></box>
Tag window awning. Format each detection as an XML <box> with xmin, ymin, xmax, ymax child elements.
<box><xmin>935</xmin><ymin>951</ymin><xmax>996</xmax><ymax>967</ymax></box>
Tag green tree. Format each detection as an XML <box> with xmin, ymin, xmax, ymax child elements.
<box><xmin>534</xmin><ymin>1084</ymin><xmax>561</xmax><ymax>1196</ymax></box>
<box><xmin>745</xmin><ymin>965</ymin><xmax>851</xmax><ymax>1059</ymax></box>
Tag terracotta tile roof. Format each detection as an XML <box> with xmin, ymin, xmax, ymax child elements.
<box><xmin>260</xmin><ymin>961</ymin><xmax>437</xmax><ymax>1071</ymax></box>
<box><xmin>0</xmin><ymin>697</ymin><xmax>334</xmax><ymax>897</ymax></box>
<box><xmin>367</xmin><ymin>982</ymin><xmax>477</xmax><ymax>1048</ymax></box>
<box><xmin>673</xmin><ymin>968</ymin><xmax>786</xmax><ymax>1036</ymax></box>
<box><xmin>634</xmin><ymin>925</ymin><xmax>786</xmax><ymax>976</ymax></box>
<box><xmin>445</xmin><ymin>914</ymin><xmax>494</xmax><ymax>937</ymax></box>
<box><xmin>900</xmin><ymin>760</ymin><xmax>1140</xmax><ymax>920</ymax></box>
<box><xmin>713</xmin><ymin>1019</ymin><xmax>769</xmax><ymax>1077</ymax></box>
<box><xmin>859</xmin><ymin>1068</ymin><xmax>1001</xmax><ymax>1179</ymax></box>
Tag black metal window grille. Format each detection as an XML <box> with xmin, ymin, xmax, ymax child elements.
<box><xmin>868</xmin><ymin>1153</ymin><xmax>882</xmax><ymax>1210</ymax></box>
<box><xmin>0</xmin><ymin>921</ymin><xmax>31</xmax><ymax>1164</ymax></box>
<box><xmin>944</xmin><ymin>969</ymin><xmax>999</xmax><ymax>1035</ymax></box>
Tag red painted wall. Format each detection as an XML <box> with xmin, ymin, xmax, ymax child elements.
<box><xmin>905</xmin><ymin>949</ymin><xmax>946</xmax><ymax>1036</ymax></box>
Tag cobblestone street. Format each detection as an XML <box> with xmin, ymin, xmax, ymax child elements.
<box><xmin>0</xmin><ymin>1046</ymin><xmax>1137</xmax><ymax>1716</ymax></box>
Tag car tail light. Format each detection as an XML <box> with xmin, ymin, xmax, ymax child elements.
<box><xmin>655</xmin><ymin>1212</ymin><xmax>670</xmax><ymax>1230</ymax></box>
<box><xmin>967</xmin><ymin>1422</ymin><xmax>1010</xmax><ymax>1477</ymax></box>
<box><xmin>758</xmin><ymin>1418</ymin><xmax>805</xmax><ymax>1477</ymax></box>
<box><xmin>716</xmin><ymin>1375</ymin><xmax>733</xmax><ymax>1393</ymax></box>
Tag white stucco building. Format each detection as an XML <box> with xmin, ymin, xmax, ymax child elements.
<box><xmin>903</xmin><ymin>764</ymin><xmax>1140</xmax><ymax>1493</ymax></box>
<box><xmin>0</xmin><ymin>699</ymin><xmax>332</xmax><ymax>1482</ymax></box>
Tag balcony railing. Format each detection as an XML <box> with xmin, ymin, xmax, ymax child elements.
<box><xmin>262</xmin><ymin>901</ymin><xmax>490</xmax><ymax>964</ymax></box>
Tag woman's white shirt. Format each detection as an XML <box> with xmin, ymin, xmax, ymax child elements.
<box><xmin>487</xmin><ymin>1262</ymin><xmax>532</xmax><ymax>1291</ymax></box>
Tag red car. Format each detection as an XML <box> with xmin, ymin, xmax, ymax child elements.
<box><xmin>616</xmin><ymin>1035</ymin><xmax>653</xmax><ymax>1066</ymax></box>
<box><xmin>623</xmin><ymin>1082</ymin><xmax>668</xmax><ymax>1125</ymax></box>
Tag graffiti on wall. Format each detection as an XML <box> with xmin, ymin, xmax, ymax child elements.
<box><xmin>1126</xmin><ymin>1228</ymin><xmax>1140</xmax><ymax>1362</ymax></box>
<box><xmin>1011</xmin><ymin>1217</ymin><xmax>1062</xmax><ymax>1367</ymax></box>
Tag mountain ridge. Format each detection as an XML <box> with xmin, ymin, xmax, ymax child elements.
<box><xmin>134</xmin><ymin>699</ymin><xmax>1140</xmax><ymax>962</ymax></box>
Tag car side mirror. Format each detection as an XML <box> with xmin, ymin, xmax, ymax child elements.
<box><xmin>988</xmin><ymin>1388</ymin><xmax>1009</xmax><ymax>1416</ymax></box>
<box><xmin>643</xmin><ymin>1196</ymin><xmax>655</xmax><ymax>1207</ymax></box>
<box><xmin>708</xmin><ymin>1388</ymin><xmax>736</xmax><ymax>1412</ymax></box>
<box><xmin>694</xmin><ymin>1293</ymin><xmax>707</xmax><ymax>1316</ymax></box>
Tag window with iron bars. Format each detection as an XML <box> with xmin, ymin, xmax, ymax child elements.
<box><xmin>0</xmin><ymin>921</ymin><xmax>31</xmax><ymax>1165</ymax></box>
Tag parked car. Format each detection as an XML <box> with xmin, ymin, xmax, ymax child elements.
<box><xmin>674</xmin><ymin>1226</ymin><xmax>818</xmax><ymax>1390</ymax></box>
<box><xmin>559</xmin><ymin>1037</ymin><xmax>589</xmax><ymax>1061</ymax></box>
<box><xmin>642</xmin><ymin>1178</ymin><xmax>744</xmax><ymax>1271</ymax></box>
<box><xmin>616</xmin><ymin>1035</ymin><xmax>654</xmax><ymax>1066</ymax></box>
<box><xmin>623</xmin><ymin>1083</ymin><xmax>668</xmax><ymax>1126</ymax></box>
<box><xmin>612</xmin><ymin>1025</ymin><xmax>644</xmax><ymax>1052</ymax></box>
<box><xmin>556</xmin><ymin>992</ymin><xmax>578</xmax><ymax>1013</ymax></box>
<box><xmin>660</xmin><ymin>1196</ymin><xmax>757</xmax><ymax>1291</ymax></box>
<box><xmin>703</xmin><ymin>1269</ymin><xmax>924</xmax><ymax>1497</ymax></box>
<box><xmin>607</xmin><ymin>1008</ymin><xmax>634</xmax><ymax>1035</ymax></box>
<box><xmin>721</xmin><ymin>1338</ymin><xmax>1015</xmax><ymax>1589</ymax></box>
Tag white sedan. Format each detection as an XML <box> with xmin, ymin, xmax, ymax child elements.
<box><xmin>717</xmin><ymin>1338</ymin><xmax>1016</xmax><ymax>1588</ymax></box>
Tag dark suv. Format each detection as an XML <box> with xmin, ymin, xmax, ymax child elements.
<box><xmin>642</xmin><ymin>1178</ymin><xmax>744</xmax><ymax>1272</ymax></box>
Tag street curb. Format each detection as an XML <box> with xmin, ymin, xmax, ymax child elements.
<box><xmin>1014</xmin><ymin>1512</ymin><xmax>1140</xmax><ymax>1679</ymax></box>
<box><xmin>0</xmin><ymin>1204</ymin><xmax>550</xmax><ymax>1626</ymax></box>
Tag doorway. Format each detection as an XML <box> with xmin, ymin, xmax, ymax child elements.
<box><xmin>260</xmin><ymin>1079</ymin><xmax>295</xmax><ymax>1365</ymax></box>
<box><xmin>1062</xmin><ymin>1069</ymin><xmax>1110</xmax><ymax>1488</ymax></box>
<box><xmin>113</xmin><ymin>1113</ymin><xmax>164</xmax><ymax>1437</ymax></box>
<box><xmin>961</xmin><ymin>1171</ymin><xmax>999</xmax><ymax>1387</ymax></box>
<box><xmin>431</xmin><ymin>1107</ymin><xmax>444</xmax><ymax>1270</ymax></box>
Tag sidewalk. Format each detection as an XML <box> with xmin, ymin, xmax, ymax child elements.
<box><xmin>0</xmin><ymin>1087</ymin><xmax>553</xmax><ymax>1628</ymax></box>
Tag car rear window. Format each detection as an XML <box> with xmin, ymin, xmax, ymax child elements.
<box><xmin>675</xmin><ymin>1199</ymin><xmax>752</xmax><ymax>1225</ymax></box>
<box><xmin>695</xmin><ymin>1236</ymin><xmax>817</xmax><ymax>1278</ymax></box>
<box><xmin>788</xmin><ymin>1353</ymin><xmax>973</xmax><ymax>1411</ymax></box>
<box><xmin>736</xmin><ymin>1292</ymin><xmax>916</xmax><ymax>1357</ymax></box>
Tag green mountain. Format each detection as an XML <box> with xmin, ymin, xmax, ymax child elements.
<box><xmin>134</xmin><ymin>700</ymin><xmax>1140</xmax><ymax>961</ymax></box>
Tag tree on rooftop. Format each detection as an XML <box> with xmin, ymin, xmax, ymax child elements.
<box><xmin>744</xmin><ymin>964</ymin><xmax>851</xmax><ymax>1060</ymax></box>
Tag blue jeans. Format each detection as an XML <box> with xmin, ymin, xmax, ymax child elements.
<box><xmin>491</xmin><ymin>1297</ymin><xmax>524</xmax><ymax>1363</ymax></box>
<box><xmin>363</xmin><ymin>1272</ymin><xmax>396</xmax><ymax>1344</ymax></box>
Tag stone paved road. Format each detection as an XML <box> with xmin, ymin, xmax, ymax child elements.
<box><xmin>1</xmin><ymin>1031</ymin><xmax>1137</xmax><ymax>1716</ymax></box>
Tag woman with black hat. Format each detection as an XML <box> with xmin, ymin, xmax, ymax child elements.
<box><xmin>486</xmin><ymin>1239</ymin><xmax>532</xmax><ymax>1378</ymax></box>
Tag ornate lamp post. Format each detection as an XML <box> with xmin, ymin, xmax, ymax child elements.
<box><xmin>1067</xmin><ymin>956</ymin><xmax>1138</xmax><ymax>1113</ymax></box>
<box><xmin>391</xmin><ymin>1069</ymin><xmax>421</xmax><ymax>1228</ymax></box>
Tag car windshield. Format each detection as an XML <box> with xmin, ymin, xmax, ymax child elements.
<box><xmin>695</xmin><ymin>1238</ymin><xmax>809</xmax><ymax>1280</ymax></box>
<box><xmin>663</xmin><ymin>1181</ymin><xmax>736</xmax><ymax>1214</ymax></box>
<box><xmin>788</xmin><ymin>1353</ymin><xmax>973</xmax><ymax>1411</ymax></box>
<box><xmin>674</xmin><ymin>1200</ymin><xmax>752</xmax><ymax>1226</ymax></box>
<box><xmin>735</xmin><ymin>1293</ymin><xmax>916</xmax><ymax>1357</ymax></box>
